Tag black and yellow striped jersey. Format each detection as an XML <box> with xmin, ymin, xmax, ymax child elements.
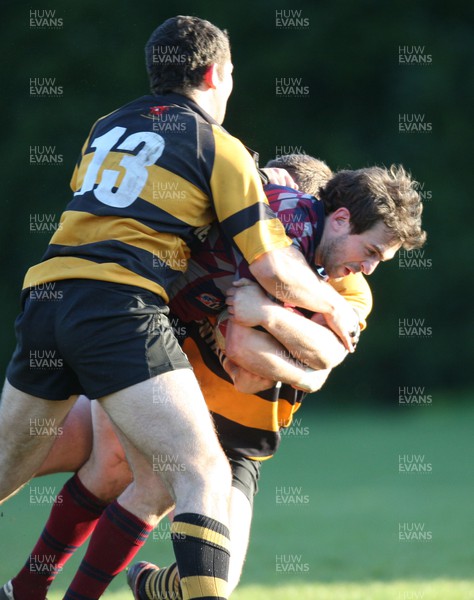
<box><xmin>23</xmin><ymin>93</ymin><xmax>291</xmax><ymax>300</ymax></box>
<box><xmin>183</xmin><ymin>323</ymin><xmax>299</xmax><ymax>460</ymax></box>
<box><xmin>183</xmin><ymin>269</ymin><xmax>374</xmax><ymax>461</ymax></box>
<box><xmin>167</xmin><ymin>186</ymin><xmax>374</xmax><ymax>460</ymax></box>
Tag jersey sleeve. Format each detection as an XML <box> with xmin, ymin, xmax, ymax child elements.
<box><xmin>329</xmin><ymin>273</ymin><xmax>373</xmax><ymax>331</ymax></box>
<box><xmin>209</xmin><ymin>126</ymin><xmax>292</xmax><ymax>264</ymax></box>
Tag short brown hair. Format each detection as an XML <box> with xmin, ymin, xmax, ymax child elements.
<box><xmin>319</xmin><ymin>165</ymin><xmax>426</xmax><ymax>249</ymax></box>
<box><xmin>145</xmin><ymin>16</ymin><xmax>231</xmax><ymax>95</ymax></box>
<box><xmin>265</xmin><ymin>154</ymin><xmax>333</xmax><ymax>197</ymax></box>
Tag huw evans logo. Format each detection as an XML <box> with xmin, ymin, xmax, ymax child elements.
<box><xmin>152</xmin><ymin>520</ymin><xmax>185</xmax><ymax>541</ymax></box>
<box><xmin>398</xmin><ymin>318</ymin><xmax>432</xmax><ymax>338</ymax></box>
<box><xmin>152</xmin><ymin>454</ymin><xmax>186</xmax><ymax>473</ymax></box>
<box><xmin>152</xmin><ymin>181</ymin><xmax>187</xmax><ymax>200</ymax></box>
<box><xmin>279</xmin><ymin>418</ymin><xmax>310</xmax><ymax>437</ymax></box>
<box><xmin>30</xmin><ymin>146</ymin><xmax>63</xmax><ymax>165</ymax></box>
<box><xmin>398</xmin><ymin>454</ymin><xmax>432</xmax><ymax>474</ymax></box>
<box><xmin>414</xmin><ymin>181</ymin><xmax>433</xmax><ymax>202</ymax></box>
<box><xmin>275</xmin><ymin>554</ymin><xmax>310</xmax><ymax>573</ymax></box>
<box><xmin>398</xmin><ymin>386</ymin><xmax>432</xmax><ymax>406</ymax></box>
<box><xmin>276</xmin><ymin>78</ymin><xmax>310</xmax><ymax>98</ymax></box>
<box><xmin>29</xmin><ymin>554</ymin><xmax>63</xmax><ymax>574</ymax></box>
<box><xmin>399</xmin><ymin>522</ymin><xmax>432</xmax><ymax>542</ymax></box>
<box><xmin>152</xmin><ymin>112</ymin><xmax>186</xmax><ymax>133</ymax></box>
<box><xmin>30</xmin><ymin>77</ymin><xmax>63</xmax><ymax>97</ymax></box>
<box><xmin>274</xmin><ymin>281</ymin><xmax>299</xmax><ymax>303</ymax></box>
<box><xmin>275</xmin><ymin>348</ymin><xmax>309</xmax><ymax>368</ymax></box>
<box><xmin>30</xmin><ymin>214</ymin><xmax>62</xmax><ymax>233</ymax></box>
<box><xmin>29</xmin><ymin>485</ymin><xmax>63</xmax><ymax>505</ymax></box>
<box><xmin>152</xmin><ymin>45</ymin><xmax>187</xmax><ymax>64</ymax></box>
<box><xmin>399</xmin><ymin>114</ymin><xmax>432</xmax><ymax>133</ymax></box>
<box><xmin>279</xmin><ymin>212</ymin><xmax>307</xmax><ymax>237</ymax></box>
<box><xmin>276</xmin><ymin>486</ymin><xmax>310</xmax><ymax>504</ymax></box>
<box><xmin>29</xmin><ymin>350</ymin><xmax>64</xmax><ymax>369</ymax></box>
<box><xmin>275</xmin><ymin>10</ymin><xmax>310</xmax><ymax>29</ymax></box>
<box><xmin>398</xmin><ymin>249</ymin><xmax>432</xmax><ymax>269</ymax></box>
<box><xmin>30</xmin><ymin>417</ymin><xmax>63</xmax><ymax>436</ymax></box>
<box><xmin>399</xmin><ymin>46</ymin><xmax>432</xmax><ymax>65</ymax></box>
<box><xmin>275</xmin><ymin>145</ymin><xmax>306</xmax><ymax>157</ymax></box>
<box><xmin>29</xmin><ymin>282</ymin><xmax>63</xmax><ymax>301</ymax></box>
<box><xmin>152</xmin><ymin>249</ymin><xmax>187</xmax><ymax>271</ymax></box>
<box><xmin>30</xmin><ymin>9</ymin><xmax>63</xmax><ymax>29</ymax></box>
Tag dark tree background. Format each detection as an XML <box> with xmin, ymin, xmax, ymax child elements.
<box><xmin>1</xmin><ymin>0</ymin><xmax>473</xmax><ymax>405</ymax></box>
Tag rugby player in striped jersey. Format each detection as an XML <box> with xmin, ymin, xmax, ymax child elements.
<box><xmin>0</xmin><ymin>155</ymin><xmax>425</xmax><ymax>600</ymax></box>
<box><xmin>0</xmin><ymin>16</ymin><xmax>361</xmax><ymax>600</ymax></box>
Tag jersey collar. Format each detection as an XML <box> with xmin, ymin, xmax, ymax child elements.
<box><xmin>151</xmin><ymin>92</ymin><xmax>223</xmax><ymax>127</ymax></box>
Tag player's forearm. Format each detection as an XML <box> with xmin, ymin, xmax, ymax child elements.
<box><xmin>223</xmin><ymin>358</ymin><xmax>275</xmax><ymax>394</ymax></box>
<box><xmin>225</xmin><ymin>322</ymin><xmax>328</xmax><ymax>392</ymax></box>
<box><xmin>249</xmin><ymin>245</ymin><xmax>345</xmax><ymax>316</ymax></box>
<box><xmin>294</xmin><ymin>368</ymin><xmax>331</xmax><ymax>393</ymax></box>
<box><xmin>258</xmin><ymin>303</ymin><xmax>348</xmax><ymax>370</ymax></box>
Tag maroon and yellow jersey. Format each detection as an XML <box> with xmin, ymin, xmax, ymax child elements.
<box><xmin>23</xmin><ymin>93</ymin><xmax>291</xmax><ymax>299</ymax></box>
<box><xmin>182</xmin><ymin>271</ymin><xmax>373</xmax><ymax>461</ymax></box>
<box><xmin>168</xmin><ymin>185</ymin><xmax>373</xmax><ymax>460</ymax></box>
<box><xmin>169</xmin><ymin>185</ymin><xmax>372</xmax><ymax>329</ymax></box>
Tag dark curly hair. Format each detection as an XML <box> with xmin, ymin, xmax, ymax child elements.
<box><xmin>319</xmin><ymin>165</ymin><xmax>426</xmax><ymax>249</ymax></box>
<box><xmin>145</xmin><ymin>16</ymin><xmax>231</xmax><ymax>95</ymax></box>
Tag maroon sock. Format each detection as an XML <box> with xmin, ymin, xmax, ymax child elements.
<box><xmin>64</xmin><ymin>500</ymin><xmax>153</xmax><ymax>599</ymax></box>
<box><xmin>11</xmin><ymin>474</ymin><xmax>106</xmax><ymax>600</ymax></box>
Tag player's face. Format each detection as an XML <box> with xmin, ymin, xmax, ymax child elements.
<box><xmin>319</xmin><ymin>220</ymin><xmax>401</xmax><ymax>279</ymax></box>
<box><xmin>214</xmin><ymin>61</ymin><xmax>234</xmax><ymax>124</ymax></box>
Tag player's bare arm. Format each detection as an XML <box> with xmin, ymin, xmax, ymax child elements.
<box><xmin>246</xmin><ymin>245</ymin><xmax>359</xmax><ymax>352</ymax></box>
<box><xmin>222</xmin><ymin>323</ymin><xmax>331</xmax><ymax>393</ymax></box>
<box><xmin>226</xmin><ymin>278</ymin><xmax>349</xmax><ymax>371</ymax></box>
<box><xmin>221</xmin><ymin>358</ymin><xmax>275</xmax><ymax>394</ymax></box>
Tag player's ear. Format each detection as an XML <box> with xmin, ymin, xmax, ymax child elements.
<box><xmin>330</xmin><ymin>207</ymin><xmax>351</xmax><ymax>232</ymax></box>
<box><xmin>203</xmin><ymin>64</ymin><xmax>220</xmax><ymax>89</ymax></box>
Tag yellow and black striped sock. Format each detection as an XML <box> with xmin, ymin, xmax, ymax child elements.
<box><xmin>171</xmin><ymin>513</ymin><xmax>230</xmax><ymax>600</ymax></box>
<box><xmin>141</xmin><ymin>563</ymin><xmax>181</xmax><ymax>599</ymax></box>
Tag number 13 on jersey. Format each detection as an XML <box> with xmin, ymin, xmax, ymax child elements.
<box><xmin>74</xmin><ymin>126</ymin><xmax>165</xmax><ymax>208</ymax></box>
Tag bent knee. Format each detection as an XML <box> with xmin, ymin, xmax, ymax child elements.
<box><xmin>124</xmin><ymin>476</ymin><xmax>175</xmax><ymax>519</ymax></box>
<box><xmin>79</xmin><ymin>451</ymin><xmax>132</xmax><ymax>503</ymax></box>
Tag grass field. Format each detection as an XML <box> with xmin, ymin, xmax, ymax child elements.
<box><xmin>1</xmin><ymin>397</ymin><xmax>473</xmax><ymax>599</ymax></box>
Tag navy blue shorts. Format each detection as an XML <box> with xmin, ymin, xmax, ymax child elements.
<box><xmin>7</xmin><ymin>280</ymin><xmax>191</xmax><ymax>400</ymax></box>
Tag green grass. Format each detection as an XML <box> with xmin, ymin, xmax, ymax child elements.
<box><xmin>1</xmin><ymin>398</ymin><xmax>473</xmax><ymax>598</ymax></box>
<box><xmin>44</xmin><ymin>580</ymin><xmax>474</xmax><ymax>600</ymax></box>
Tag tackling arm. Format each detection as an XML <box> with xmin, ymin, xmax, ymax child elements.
<box><xmin>226</xmin><ymin>278</ymin><xmax>348</xmax><ymax>370</ymax></box>
<box><xmin>246</xmin><ymin>246</ymin><xmax>359</xmax><ymax>352</ymax></box>
<box><xmin>222</xmin><ymin>320</ymin><xmax>332</xmax><ymax>393</ymax></box>
<box><xmin>222</xmin><ymin>273</ymin><xmax>372</xmax><ymax>392</ymax></box>
<box><xmin>210</xmin><ymin>130</ymin><xmax>358</xmax><ymax>352</ymax></box>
